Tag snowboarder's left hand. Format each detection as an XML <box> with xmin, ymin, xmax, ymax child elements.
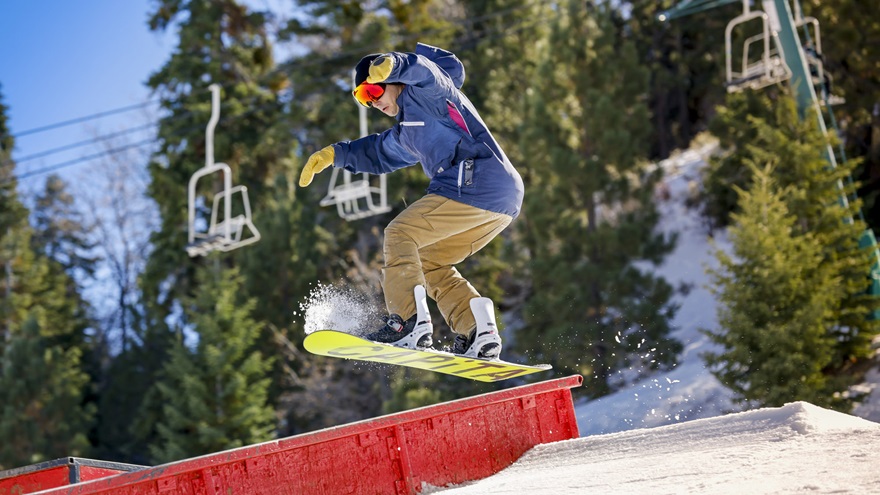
<box><xmin>367</xmin><ymin>55</ymin><xmax>394</xmax><ymax>84</ymax></box>
<box><xmin>299</xmin><ymin>145</ymin><xmax>334</xmax><ymax>187</ymax></box>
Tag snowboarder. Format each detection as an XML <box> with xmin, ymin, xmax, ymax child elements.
<box><xmin>298</xmin><ymin>43</ymin><xmax>523</xmax><ymax>359</ymax></box>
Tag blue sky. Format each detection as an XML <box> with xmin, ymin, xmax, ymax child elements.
<box><xmin>0</xmin><ymin>1</ymin><xmax>174</xmax><ymax>190</ymax></box>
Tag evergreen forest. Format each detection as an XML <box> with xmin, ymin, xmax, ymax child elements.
<box><xmin>1</xmin><ymin>0</ymin><xmax>879</xmax><ymax>468</ymax></box>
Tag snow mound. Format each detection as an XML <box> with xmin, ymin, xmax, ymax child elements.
<box><xmin>433</xmin><ymin>402</ymin><xmax>880</xmax><ymax>494</ymax></box>
<box><xmin>771</xmin><ymin>401</ymin><xmax>880</xmax><ymax>434</ymax></box>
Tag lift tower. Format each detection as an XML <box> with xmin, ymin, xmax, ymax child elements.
<box><xmin>660</xmin><ymin>0</ymin><xmax>880</xmax><ymax>319</ymax></box>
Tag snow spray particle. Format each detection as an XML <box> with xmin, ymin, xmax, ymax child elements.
<box><xmin>296</xmin><ymin>282</ymin><xmax>381</xmax><ymax>336</ymax></box>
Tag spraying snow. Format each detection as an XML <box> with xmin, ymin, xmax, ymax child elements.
<box><xmin>574</xmin><ymin>139</ymin><xmax>736</xmax><ymax>435</ymax></box>
<box><xmin>296</xmin><ymin>282</ymin><xmax>381</xmax><ymax>335</ymax></box>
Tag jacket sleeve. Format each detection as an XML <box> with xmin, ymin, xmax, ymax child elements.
<box><xmin>332</xmin><ymin>127</ymin><xmax>418</xmax><ymax>175</ymax></box>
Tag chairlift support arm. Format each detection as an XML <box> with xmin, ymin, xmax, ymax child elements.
<box><xmin>657</xmin><ymin>0</ymin><xmax>741</xmax><ymax>22</ymax></box>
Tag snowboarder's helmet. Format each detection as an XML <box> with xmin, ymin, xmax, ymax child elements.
<box><xmin>354</xmin><ymin>54</ymin><xmax>382</xmax><ymax>87</ymax></box>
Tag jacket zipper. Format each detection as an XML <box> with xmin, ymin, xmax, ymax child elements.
<box><xmin>446</xmin><ymin>100</ymin><xmax>472</xmax><ymax>137</ymax></box>
<box><xmin>457</xmin><ymin>158</ymin><xmax>474</xmax><ymax>196</ymax></box>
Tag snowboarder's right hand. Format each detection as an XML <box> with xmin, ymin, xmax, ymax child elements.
<box><xmin>299</xmin><ymin>145</ymin><xmax>335</xmax><ymax>187</ymax></box>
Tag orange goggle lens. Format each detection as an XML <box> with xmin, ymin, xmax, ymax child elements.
<box><xmin>352</xmin><ymin>83</ymin><xmax>386</xmax><ymax>107</ymax></box>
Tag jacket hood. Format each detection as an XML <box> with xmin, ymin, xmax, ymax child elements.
<box><xmin>415</xmin><ymin>42</ymin><xmax>465</xmax><ymax>89</ymax></box>
<box><xmin>354</xmin><ymin>53</ymin><xmax>382</xmax><ymax>87</ymax></box>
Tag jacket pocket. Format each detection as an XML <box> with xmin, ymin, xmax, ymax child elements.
<box><xmin>457</xmin><ymin>158</ymin><xmax>475</xmax><ymax>196</ymax></box>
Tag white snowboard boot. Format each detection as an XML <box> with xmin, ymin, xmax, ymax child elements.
<box><xmin>452</xmin><ymin>297</ymin><xmax>502</xmax><ymax>359</ymax></box>
<box><xmin>366</xmin><ymin>285</ymin><xmax>433</xmax><ymax>349</ymax></box>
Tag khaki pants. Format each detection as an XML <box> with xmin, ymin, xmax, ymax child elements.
<box><xmin>383</xmin><ymin>194</ymin><xmax>512</xmax><ymax>335</ymax></box>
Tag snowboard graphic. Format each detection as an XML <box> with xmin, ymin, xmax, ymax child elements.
<box><xmin>304</xmin><ymin>330</ymin><xmax>551</xmax><ymax>383</ymax></box>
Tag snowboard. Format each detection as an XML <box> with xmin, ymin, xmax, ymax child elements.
<box><xmin>303</xmin><ymin>330</ymin><xmax>551</xmax><ymax>383</ymax></box>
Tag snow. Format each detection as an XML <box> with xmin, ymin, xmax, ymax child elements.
<box><xmin>296</xmin><ymin>282</ymin><xmax>381</xmax><ymax>335</ymax></box>
<box><xmin>428</xmin><ymin>401</ymin><xmax>880</xmax><ymax>494</ymax></box>
<box><xmin>854</xmin><ymin>366</ymin><xmax>880</xmax><ymax>423</ymax></box>
<box><xmin>427</xmin><ymin>141</ymin><xmax>880</xmax><ymax>494</ymax></box>
<box><xmin>574</xmin><ymin>138</ymin><xmax>880</xmax><ymax>435</ymax></box>
<box><xmin>576</xmin><ymin>140</ymin><xmax>737</xmax><ymax>435</ymax></box>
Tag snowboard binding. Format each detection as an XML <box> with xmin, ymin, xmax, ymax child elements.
<box><xmin>365</xmin><ymin>285</ymin><xmax>433</xmax><ymax>349</ymax></box>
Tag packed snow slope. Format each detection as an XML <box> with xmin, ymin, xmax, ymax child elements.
<box><xmin>429</xmin><ymin>401</ymin><xmax>880</xmax><ymax>494</ymax></box>
<box><xmin>427</xmin><ymin>141</ymin><xmax>880</xmax><ymax>494</ymax></box>
<box><xmin>573</xmin><ymin>140</ymin><xmax>880</xmax><ymax>434</ymax></box>
<box><xmin>574</xmin><ymin>141</ymin><xmax>735</xmax><ymax>435</ymax></box>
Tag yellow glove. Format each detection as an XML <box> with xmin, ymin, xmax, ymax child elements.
<box><xmin>299</xmin><ymin>145</ymin><xmax>335</xmax><ymax>187</ymax></box>
<box><xmin>366</xmin><ymin>55</ymin><xmax>394</xmax><ymax>84</ymax></box>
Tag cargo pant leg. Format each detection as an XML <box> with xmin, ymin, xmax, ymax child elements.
<box><xmin>382</xmin><ymin>194</ymin><xmax>511</xmax><ymax>332</ymax></box>
<box><xmin>420</xmin><ymin>209</ymin><xmax>510</xmax><ymax>334</ymax></box>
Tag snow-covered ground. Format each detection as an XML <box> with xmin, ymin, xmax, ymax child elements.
<box><xmin>429</xmin><ymin>141</ymin><xmax>880</xmax><ymax>494</ymax></box>
<box><xmin>575</xmin><ymin>140</ymin><xmax>737</xmax><ymax>435</ymax></box>
<box><xmin>575</xmin><ymin>140</ymin><xmax>880</xmax><ymax>434</ymax></box>
<box><xmin>430</xmin><ymin>401</ymin><xmax>880</xmax><ymax>494</ymax></box>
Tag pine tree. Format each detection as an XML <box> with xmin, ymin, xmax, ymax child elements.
<box><xmin>702</xmin><ymin>91</ymin><xmax>774</xmax><ymax>228</ymax></box>
<box><xmin>0</xmin><ymin>87</ymin><xmax>28</xmax><ymax>341</ymax></box>
<box><xmin>624</xmin><ymin>0</ymin><xmax>733</xmax><ymax>158</ymax></box>
<box><xmin>148</xmin><ymin>267</ymin><xmax>274</xmax><ymax>463</ymax></box>
<box><xmin>0</xmin><ymin>316</ymin><xmax>94</xmax><ymax>467</ymax></box>
<box><xmin>29</xmin><ymin>175</ymin><xmax>98</xmax><ymax>359</ymax></box>
<box><xmin>704</xmin><ymin>164</ymin><xmax>842</xmax><ymax>408</ymax></box>
<box><xmin>703</xmin><ymin>93</ymin><xmax>880</xmax><ymax>402</ymax></box>
<box><xmin>515</xmin><ymin>0</ymin><xmax>679</xmax><ymax>398</ymax></box>
<box><xmin>94</xmin><ymin>345</ymin><xmax>154</xmax><ymax>463</ymax></box>
<box><xmin>0</xmin><ymin>89</ymin><xmax>95</xmax><ymax>468</ymax></box>
<box><xmin>31</xmin><ymin>174</ymin><xmax>98</xmax><ymax>279</ymax></box>
<box><xmin>131</xmin><ymin>0</ymin><xmax>293</xmax><ymax>450</ymax></box>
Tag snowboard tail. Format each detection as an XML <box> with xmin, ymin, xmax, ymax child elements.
<box><xmin>304</xmin><ymin>330</ymin><xmax>550</xmax><ymax>383</ymax></box>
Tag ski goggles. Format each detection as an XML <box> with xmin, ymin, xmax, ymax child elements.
<box><xmin>352</xmin><ymin>82</ymin><xmax>386</xmax><ymax>108</ymax></box>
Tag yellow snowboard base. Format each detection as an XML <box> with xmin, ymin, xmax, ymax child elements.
<box><xmin>304</xmin><ymin>330</ymin><xmax>551</xmax><ymax>383</ymax></box>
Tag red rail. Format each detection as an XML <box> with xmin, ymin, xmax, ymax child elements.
<box><xmin>23</xmin><ymin>375</ymin><xmax>582</xmax><ymax>495</ymax></box>
<box><xmin>0</xmin><ymin>458</ymin><xmax>145</xmax><ymax>495</ymax></box>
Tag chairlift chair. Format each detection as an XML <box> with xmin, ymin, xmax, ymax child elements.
<box><xmin>186</xmin><ymin>84</ymin><xmax>261</xmax><ymax>257</ymax></box>
<box><xmin>319</xmin><ymin>168</ymin><xmax>391</xmax><ymax>221</ymax></box>
<box><xmin>724</xmin><ymin>0</ymin><xmax>792</xmax><ymax>93</ymax></box>
<box><xmin>318</xmin><ymin>70</ymin><xmax>393</xmax><ymax>222</ymax></box>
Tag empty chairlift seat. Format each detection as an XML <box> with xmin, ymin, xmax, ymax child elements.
<box><xmin>186</xmin><ymin>84</ymin><xmax>261</xmax><ymax>257</ymax></box>
<box><xmin>724</xmin><ymin>0</ymin><xmax>792</xmax><ymax>92</ymax></box>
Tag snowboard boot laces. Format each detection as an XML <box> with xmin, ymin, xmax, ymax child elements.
<box><xmin>366</xmin><ymin>314</ymin><xmax>433</xmax><ymax>349</ymax></box>
<box><xmin>451</xmin><ymin>332</ymin><xmax>471</xmax><ymax>355</ymax></box>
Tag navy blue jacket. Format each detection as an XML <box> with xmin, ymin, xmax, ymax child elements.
<box><xmin>332</xmin><ymin>43</ymin><xmax>524</xmax><ymax>218</ymax></box>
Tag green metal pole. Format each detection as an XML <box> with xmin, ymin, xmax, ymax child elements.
<box><xmin>769</xmin><ymin>0</ymin><xmax>846</xmax><ymax>211</ymax></box>
<box><xmin>769</xmin><ymin>0</ymin><xmax>880</xmax><ymax>317</ymax></box>
<box><xmin>768</xmin><ymin>1</ymin><xmax>814</xmax><ymax>116</ymax></box>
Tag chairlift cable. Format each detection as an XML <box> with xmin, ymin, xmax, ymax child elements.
<box><xmin>14</xmin><ymin>138</ymin><xmax>157</xmax><ymax>181</ymax></box>
<box><xmin>12</xmin><ymin>100</ymin><xmax>159</xmax><ymax>138</ymax></box>
<box><xmin>6</xmin><ymin>5</ymin><xmax>560</xmax><ymax>184</ymax></box>
<box><xmin>12</xmin><ymin>122</ymin><xmax>157</xmax><ymax>164</ymax></box>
